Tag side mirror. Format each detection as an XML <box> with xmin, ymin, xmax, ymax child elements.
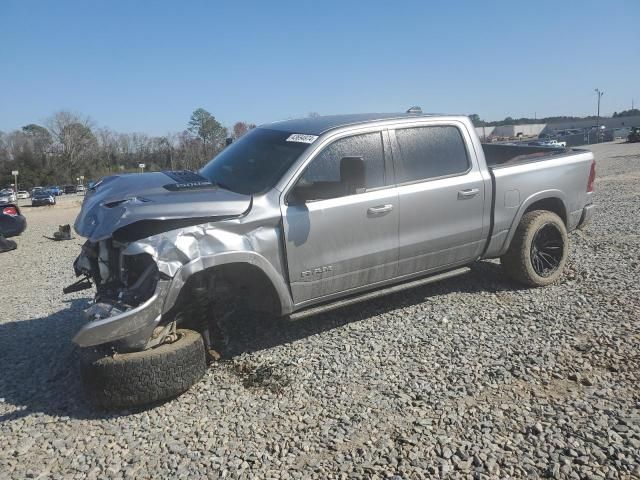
<box><xmin>288</xmin><ymin>179</ymin><xmax>313</xmax><ymax>205</ymax></box>
<box><xmin>339</xmin><ymin>156</ymin><xmax>365</xmax><ymax>194</ymax></box>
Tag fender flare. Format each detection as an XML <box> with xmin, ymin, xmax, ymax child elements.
<box><xmin>499</xmin><ymin>189</ymin><xmax>569</xmax><ymax>256</ymax></box>
<box><xmin>161</xmin><ymin>250</ymin><xmax>294</xmax><ymax>317</ymax></box>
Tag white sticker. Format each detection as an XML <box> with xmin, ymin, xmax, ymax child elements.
<box><xmin>286</xmin><ymin>133</ymin><xmax>318</xmax><ymax>144</ymax></box>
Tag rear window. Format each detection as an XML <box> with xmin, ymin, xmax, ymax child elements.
<box><xmin>395</xmin><ymin>126</ymin><xmax>469</xmax><ymax>183</ymax></box>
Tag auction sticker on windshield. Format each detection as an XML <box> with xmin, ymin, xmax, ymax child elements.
<box><xmin>286</xmin><ymin>134</ymin><xmax>318</xmax><ymax>143</ymax></box>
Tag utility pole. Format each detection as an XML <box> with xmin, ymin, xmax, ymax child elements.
<box><xmin>12</xmin><ymin>170</ymin><xmax>18</xmax><ymax>196</ymax></box>
<box><xmin>594</xmin><ymin>88</ymin><xmax>604</xmax><ymax>143</ymax></box>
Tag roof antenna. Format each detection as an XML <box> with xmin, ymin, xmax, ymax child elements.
<box><xmin>406</xmin><ymin>106</ymin><xmax>422</xmax><ymax>114</ymax></box>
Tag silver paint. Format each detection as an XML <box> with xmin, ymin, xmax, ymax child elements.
<box><xmin>71</xmin><ymin>114</ymin><xmax>595</xmax><ymax>350</ymax></box>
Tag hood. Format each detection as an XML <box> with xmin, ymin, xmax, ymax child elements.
<box><xmin>74</xmin><ymin>171</ymin><xmax>252</xmax><ymax>242</ymax></box>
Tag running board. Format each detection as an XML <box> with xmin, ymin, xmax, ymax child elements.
<box><xmin>289</xmin><ymin>267</ymin><xmax>470</xmax><ymax>321</ymax></box>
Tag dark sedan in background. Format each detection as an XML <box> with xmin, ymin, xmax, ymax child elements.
<box><xmin>0</xmin><ymin>203</ymin><xmax>27</xmax><ymax>238</ymax></box>
<box><xmin>31</xmin><ymin>190</ymin><xmax>56</xmax><ymax>206</ymax></box>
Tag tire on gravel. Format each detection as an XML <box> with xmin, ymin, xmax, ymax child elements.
<box><xmin>501</xmin><ymin>210</ymin><xmax>568</xmax><ymax>287</ymax></box>
<box><xmin>81</xmin><ymin>329</ymin><xmax>206</xmax><ymax>409</ymax></box>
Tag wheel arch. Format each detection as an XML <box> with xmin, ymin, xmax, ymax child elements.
<box><xmin>162</xmin><ymin>251</ymin><xmax>294</xmax><ymax>318</ymax></box>
<box><xmin>500</xmin><ymin>190</ymin><xmax>569</xmax><ymax>256</ymax></box>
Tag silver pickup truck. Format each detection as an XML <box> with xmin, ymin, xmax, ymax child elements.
<box><xmin>69</xmin><ymin>111</ymin><xmax>595</xmax><ymax>408</ymax></box>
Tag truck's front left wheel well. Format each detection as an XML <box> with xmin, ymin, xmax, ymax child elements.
<box><xmin>207</xmin><ymin>263</ymin><xmax>281</xmax><ymax>315</ymax></box>
<box><xmin>172</xmin><ymin>263</ymin><xmax>281</xmax><ymax>324</ymax></box>
<box><xmin>166</xmin><ymin>263</ymin><xmax>281</xmax><ymax>357</ymax></box>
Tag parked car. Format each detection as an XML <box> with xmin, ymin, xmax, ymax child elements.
<box><xmin>0</xmin><ymin>189</ymin><xmax>17</xmax><ymax>203</ymax></box>
<box><xmin>531</xmin><ymin>139</ymin><xmax>567</xmax><ymax>148</ymax></box>
<box><xmin>543</xmin><ymin>139</ymin><xmax>567</xmax><ymax>147</ymax></box>
<box><xmin>0</xmin><ymin>203</ymin><xmax>27</xmax><ymax>237</ymax></box>
<box><xmin>76</xmin><ymin>185</ymin><xmax>86</xmax><ymax>194</ymax></box>
<box><xmin>31</xmin><ymin>190</ymin><xmax>56</xmax><ymax>206</ymax></box>
<box><xmin>46</xmin><ymin>186</ymin><xmax>63</xmax><ymax>196</ymax></box>
<box><xmin>17</xmin><ymin>190</ymin><xmax>30</xmax><ymax>199</ymax></box>
<box><xmin>69</xmin><ymin>111</ymin><xmax>596</xmax><ymax>408</ymax></box>
<box><xmin>64</xmin><ymin>185</ymin><xmax>77</xmax><ymax>194</ymax></box>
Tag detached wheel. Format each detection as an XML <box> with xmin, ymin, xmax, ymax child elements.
<box><xmin>81</xmin><ymin>329</ymin><xmax>206</xmax><ymax>409</ymax></box>
<box><xmin>501</xmin><ymin>210</ymin><xmax>568</xmax><ymax>287</ymax></box>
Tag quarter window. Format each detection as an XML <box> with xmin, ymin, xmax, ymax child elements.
<box><xmin>395</xmin><ymin>126</ymin><xmax>469</xmax><ymax>183</ymax></box>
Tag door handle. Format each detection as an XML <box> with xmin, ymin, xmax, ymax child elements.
<box><xmin>367</xmin><ymin>204</ymin><xmax>394</xmax><ymax>215</ymax></box>
<box><xmin>457</xmin><ymin>188</ymin><xmax>479</xmax><ymax>199</ymax></box>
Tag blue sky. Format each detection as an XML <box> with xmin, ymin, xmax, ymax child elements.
<box><xmin>1</xmin><ymin>0</ymin><xmax>638</xmax><ymax>135</ymax></box>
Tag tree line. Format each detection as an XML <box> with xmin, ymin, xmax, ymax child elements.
<box><xmin>0</xmin><ymin>108</ymin><xmax>255</xmax><ymax>189</ymax></box>
<box><xmin>467</xmin><ymin>109</ymin><xmax>640</xmax><ymax>128</ymax></box>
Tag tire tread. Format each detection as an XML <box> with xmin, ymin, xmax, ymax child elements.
<box><xmin>501</xmin><ymin>210</ymin><xmax>568</xmax><ymax>287</ymax></box>
<box><xmin>81</xmin><ymin>329</ymin><xmax>206</xmax><ymax>409</ymax></box>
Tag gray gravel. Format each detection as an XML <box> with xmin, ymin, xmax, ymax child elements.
<box><xmin>1</xmin><ymin>142</ymin><xmax>639</xmax><ymax>479</ymax></box>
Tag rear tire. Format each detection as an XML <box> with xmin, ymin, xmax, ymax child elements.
<box><xmin>501</xmin><ymin>210</ymin><xmax>568</xmax><ymax>287</ymax></box>
<box><xmin>81</xmin><ymin>329</ymin><xmax>206</xmax><ymax>409</ymax></box>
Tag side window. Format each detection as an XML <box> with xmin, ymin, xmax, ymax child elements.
<box><xmin>296</xmin><ymin>132</ymin><xmax>385</xmax><ymax>200</ymax></box>
<box><xmin>395</xmin><ymin>126</ymin><xmax>469</xmax><ymax>183</ymax></box>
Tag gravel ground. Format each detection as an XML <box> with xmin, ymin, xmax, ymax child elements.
<box><xmin>1</xmin><ymin>142</ymin><xmax>639</xmax><ymax>479</ymax></box>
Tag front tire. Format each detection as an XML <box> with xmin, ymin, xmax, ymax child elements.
<box><xmin>501</xmin><ymin>210</ymin><xmax>568</xmax><ymax>287</ymax></box>
<box><xmin>81</xmin><ymin>329</ymin><xmax>206</xmax><ymax>409</ymax></box>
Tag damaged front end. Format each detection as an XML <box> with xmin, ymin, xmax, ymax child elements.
<box><xmin>71</xmin><ymin>239</ymin><xmax>170</xmax><ymax>351</ymax></box>
<box><xmin>66</xmin><ymin>170</ymin><xmax>254</xmax><ymax>352</ymax></box>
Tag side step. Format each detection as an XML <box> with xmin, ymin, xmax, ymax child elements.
<box><xmin>289</xmin><ymin>267</ymin><xmax>470</xmax><ymax>321</ymax></box>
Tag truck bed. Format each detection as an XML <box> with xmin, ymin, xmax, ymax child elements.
<box><xmin>481</xmin><ymin>143</ymin><xmax>594</xmax><ymax>260</ymax></box>
<box><xmin>482</xmin><ymin>143</ymin><xmax>576</xmax><ymax>168</ymax></box>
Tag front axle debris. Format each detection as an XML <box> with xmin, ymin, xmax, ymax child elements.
<box><xmin>63</xmin><ymin>276</ymin><xmax>93</xmax><ymax>294</ymax></box>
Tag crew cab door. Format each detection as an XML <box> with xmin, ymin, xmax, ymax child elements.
<box><xmin>282</xmin><ymin>130</ymin><xmax>398</xmax><ymax>305</ymax></box>
<box><xmin>390</xmin><ymin>123</ymin><xmax>486</xmax><ymax>276</ymax></box>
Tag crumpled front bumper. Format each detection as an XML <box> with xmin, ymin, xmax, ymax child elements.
<box><xmin>73</xmin><ymin>280</ymin><xmax>170</xmax><ymax>351</ymax></box>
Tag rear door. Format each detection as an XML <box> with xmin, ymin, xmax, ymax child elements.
<box><xmin>390</xmin><ymin>123</ymin><xmax>486</xmax><ymax>276</ymax></box>
<box><xmin>282</xmin><ymin>130</ymin><xmax>399</xmax><ymax>305</ymax></box>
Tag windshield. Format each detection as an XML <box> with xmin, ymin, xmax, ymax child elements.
<box><xmin>200</xmin><ymin>128</ymin><xmax>311</xmax><ymax>195</ymax></box>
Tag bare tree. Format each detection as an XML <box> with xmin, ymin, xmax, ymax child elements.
<box><xmin>159</xmin><ymin>133</ymin><xmax>177</xmax><ymax>170</ymax></box>
<box><xmin>47</xmin><ymin>111</ymin><xmax>96</xmax><ymax>177</ymax></box>
<box><xmin>232</xmin><ymin>121</ymin><xmax>249</xmax><ymax>139</ymax></box>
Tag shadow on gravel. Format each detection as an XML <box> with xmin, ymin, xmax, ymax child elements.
<box><xmin>223</xmin><ymin>260</ymin><xmax>524</xmax><ymax>358</ymax></box>
<box><xmin>0</xmin><ymin>297</ymin><xmax>140</xmax><ymax>421</ymax></box>
<box><xmin>0</xmin><ymin>261</ymin><xmax>520</xmax><ymax>417</ymax></box>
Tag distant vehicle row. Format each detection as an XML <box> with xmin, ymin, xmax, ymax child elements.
<box><xmin>0</xmin><ymin>189</ymin><xmax>17</xmax><ymax>203</ymax></box>
<box><xmin>0</xmin><ymin>185</ymin><xmax>88</xmax><ymax>201</ymax></box>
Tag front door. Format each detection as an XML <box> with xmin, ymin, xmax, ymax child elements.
<box><xmin>282</xmin><ymin>131</ymin><xmax>398</xmax><ymax>305</ymax></box>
